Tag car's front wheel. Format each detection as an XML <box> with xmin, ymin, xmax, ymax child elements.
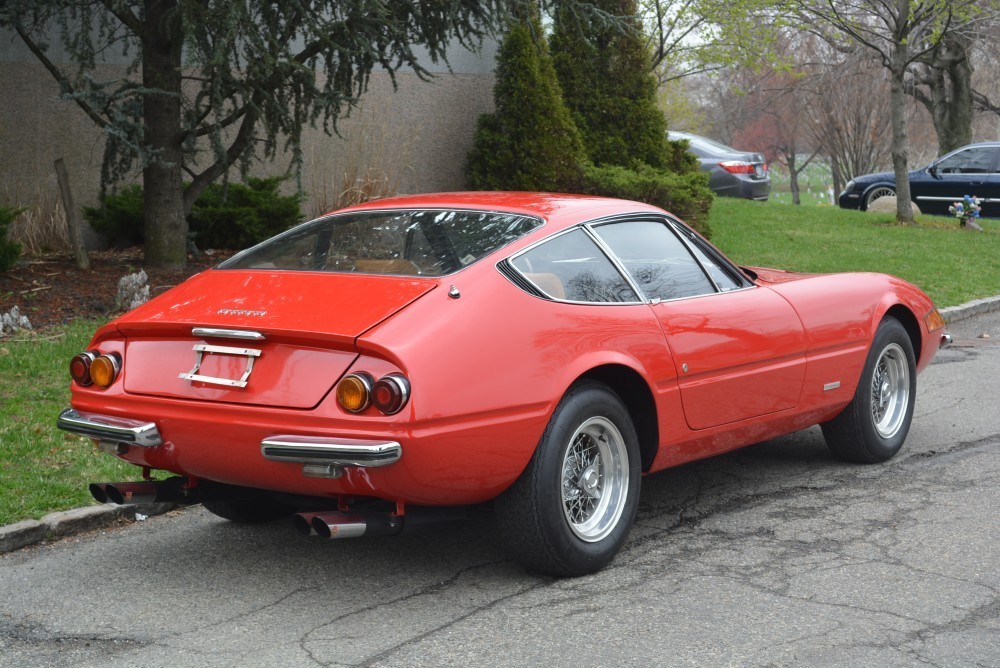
<box><xmin>864</xmin><ymin>185</ymin><xmax>896</xmax><ymax>210</ymax></box>
<box><xmin>822</xmin><ymin>316</ymin><xmax>916</xmax><ymax>463</ymax></box>
<box><xmin>495</xmin><ymin>381</ymin><xmax>640</xmax><ymax>577</ymax></box>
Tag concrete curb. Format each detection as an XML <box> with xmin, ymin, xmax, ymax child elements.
<box><xmin>0</xmin><ymin>503</ymin><xmax>177</xmax><ymax>554</ymax></box>
<box><xmin>940</xmin><ymin>294</ymin><xmax>1000</xmax><ymax>324</ymax></box>
<box><xmin>2</xmin><ymin>295</ymin><xmax>998</xmax><ymax>555</ymax></box>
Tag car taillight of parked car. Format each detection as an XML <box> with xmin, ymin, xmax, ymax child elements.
<box><xmin>718</xmin><ymin>161</ymin><xmax>756</xmax><ymax>175</ymax></box>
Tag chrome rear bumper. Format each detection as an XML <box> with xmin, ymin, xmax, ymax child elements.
<box><xmin>57</xmin><ymin>408</ymin><xmax>162</xmax><ymax>447</ymax></box>
<box><xmin>260</xmin><ymin>435</ymin><xmax>402</xmax><ymax>467</ymax></box>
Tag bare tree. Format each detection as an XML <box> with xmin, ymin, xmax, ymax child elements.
<box><xmin>787</xmin><ymin>0</ymin><xmax>997</xmax><ymax>224</ymax></box>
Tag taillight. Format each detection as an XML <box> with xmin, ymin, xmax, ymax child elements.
<box><xmin>70</xmin><ymin>351</ymin><xmax>121</xmax><ymax>388</ymax></box>
<box><xmin>336</xmin><ymin>372</ymin><xmax>374</xmax><ymax>413</ymax></box>
<box><xmin>336</xmin><ymin>372</ymin><xmax>411</xmax><ymax>415</ymax></box>
<box><xmin>372</xmin><ymin>374</ymin><xmax>410</xmax><ymax>415</ymax></box>
<box><xmin>718</xmin><ymin>160</ymin><xmax>755</xmax><ymax>175</ymax></box>
<box><xmin>70</xmin><ymin>351</ymin><xmax>98</xmax><ymax>386</ymax></box>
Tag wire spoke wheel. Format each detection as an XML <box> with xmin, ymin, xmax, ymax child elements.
<box><xmin>495</xmin><ymin>381</ymin><xmax>640</xmax><ymax>576</ymax></box>
<box><xmin>821</xmin><ymin>317</ymin><xmax>916</xmax><ymax>464</ymax></box>
<box><xmin>560</xmin><ymin>416</ymin><xmax>628</xmax><ymax>542</ymax></box>
<box><xmin>866</xmin><ymin>186</ymin><xmax>895</xmax><ymax>208</ymax></box>
<box><xmin>869</xmin><ymin>342</ymin><xmax>910</xmax><ymax>439</ymax></box>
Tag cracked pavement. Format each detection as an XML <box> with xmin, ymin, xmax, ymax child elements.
<box><xmin>2</xmin><ymin>311</ymin><xmax>998</xmax><ymax>667</ymax></box>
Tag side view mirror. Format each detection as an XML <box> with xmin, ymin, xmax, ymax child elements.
<box><xmin>928</xmin><ymin>164</ymin><xmax>939</xmax><ymax>178</ymax></box>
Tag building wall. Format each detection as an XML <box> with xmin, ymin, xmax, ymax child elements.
<box><xmin>0</xmin><ymin>29</ymin><xmax>497</xmax><ymax>227</ymax></box>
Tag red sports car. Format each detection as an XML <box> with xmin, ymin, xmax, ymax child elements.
<box><xmin>58</xmin><ymin>192</ymin><xmax>950</xmax><ymax>576</ymax></box>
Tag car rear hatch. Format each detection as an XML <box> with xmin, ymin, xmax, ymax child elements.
<box><xmin>115</xmin><ymin>269</ymin><xmax>437</xmax><ymax>409</ymax></box>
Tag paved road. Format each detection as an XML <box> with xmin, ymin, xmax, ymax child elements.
<box><xmin>2</xmin><ymin>312</ymin><xmax>998</xmax><ymax>667</ymax></box>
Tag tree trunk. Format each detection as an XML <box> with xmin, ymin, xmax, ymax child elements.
<box><xmin>788</xmin><ymin>150</ymin><xmax>801</xmax><ymax>205</ymax></box>
<box><xmin>889</xmin><ymin>38</ymin><xmax>914</xmax><ymax>224</ymax></box>
<box><xmin>142</xmin><ymin>0</ymin><xmax>187</xmax><ymax>267</ymax></box>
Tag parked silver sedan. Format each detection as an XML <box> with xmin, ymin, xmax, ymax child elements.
<box><xmin>669</xmin><ymin>131</ymin><xmax>770</xmax><ymax>201</ymax></box>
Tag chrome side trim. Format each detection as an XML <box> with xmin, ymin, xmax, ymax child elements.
<box><xmin>261</xmin><ymin>435</ymin><xmax>402</xmax><ymax>467</ymax></box>
<box><xmin>57</xmin><ymin>408</ymin><xmax>162</xmax><ymax>447</ymax></box>
<box><xmin>192</xmin><ymin>327</ymin><xmax>266</xmax><ymax>341</ymax></box>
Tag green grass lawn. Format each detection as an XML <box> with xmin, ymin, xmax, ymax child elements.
<box><xmin>0</xmin><ymin>320</ymin><xmax>135</xmax><ymax>526</ymax></box>
<box><xmin>1</xmin><ymin>199</ymin><xmax>999</xmax><ymax>527</ymax></box>
<box><xmin>710</xmin><ymin>197</ymin><xmax>1000</xmax><ymax>308</ymax></box>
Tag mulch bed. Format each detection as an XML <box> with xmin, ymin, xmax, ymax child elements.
<box><xmin>0</xmin><ymin>249</ymin><xmax>227</xmax><ymax>333</ymax></box>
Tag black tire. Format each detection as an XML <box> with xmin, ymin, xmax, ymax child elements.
<box><xmin>822</xmin><ymin>317</ymin><xmax>916</xmax><ymax>463</ymax></box>
<box><xmin>495</xmin><ymin>381</ymin><xmax>641</xmax><ymax>577</ymax></box>
<box><xmin>202</xmin><ymin>497</ymin><xmax>293</xmax><ymax>523</ymax></box>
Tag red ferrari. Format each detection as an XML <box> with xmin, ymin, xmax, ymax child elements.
<box><xmin>58</xmin><ymin>192</ymin><xmax>950</xmax><ymax>576</ymax></box>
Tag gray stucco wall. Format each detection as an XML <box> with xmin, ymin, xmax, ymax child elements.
<box><xmin>0</xmin><ymin>29</ymin><xmax>497</xmax><ymax>228</ymax></box>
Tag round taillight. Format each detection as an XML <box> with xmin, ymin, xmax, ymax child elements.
<box><xmin>70</xmin><ymin>351</ymin><xmax>97</xmax><ymax>386</ymax></box>
<box><xmin>90</xmin><ymin>353</ymin><xmax>122</xmax><ymax>388</ymax></box>
<box><xmin>336</xmin><ymin>373</ymin><xmax>373</xmax><ymax>413</ymax></box>
<box><xmin>373</xmin><ymin>374</ymin><xmax>410</xmax><ymax>415</ymax></box>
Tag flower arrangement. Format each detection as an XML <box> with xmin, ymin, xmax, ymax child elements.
<box><xmin>949</xmin><ymin>195</ymin><xmax>984</xmax><ymax>231</ymax></box>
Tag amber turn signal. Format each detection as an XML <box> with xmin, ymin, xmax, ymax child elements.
<box><xmin>90</xmin><ymin>353</ymin><xmax>122</xmax><ymax>388</ymax></box>
<box><xmin>925</xmin><ymin>307</ymin><xmax>946</xmax><ymax>333</ymax></box>
<box><xmin>336</xmin><ymin>372</ymin><xmax>374</xmax><ymax>413</ymax></box>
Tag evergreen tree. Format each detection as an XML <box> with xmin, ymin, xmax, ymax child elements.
<box><xmin>467</xmin><ymin>14</ymin><xmax>586</xmax><ymax>192</ymax></box>
<box><xmin>551</xmin><ymin>0</ymin><xmax>688</xmax><ymax>172</ymax></box>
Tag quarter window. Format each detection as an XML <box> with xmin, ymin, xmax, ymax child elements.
<box><xmin>510</xmin><ymin>229</ymin><xmax>639</xmax><ymax>303</ymax></box>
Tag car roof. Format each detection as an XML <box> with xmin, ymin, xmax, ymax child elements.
<box><xmin>329</xmin><ymin>192</ymin><xmax>668</xmax><ymax>234</ymax></box>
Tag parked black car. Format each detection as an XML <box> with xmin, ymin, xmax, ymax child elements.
<box><xmin>839</xmin><ymin>142</ymin><xmax>1000</xmax><ymax>216</ymax></box>
<box><xmin>669</xmin><ymin>131</ymin><xmax>770</xmax><ymax>200</ymax></box>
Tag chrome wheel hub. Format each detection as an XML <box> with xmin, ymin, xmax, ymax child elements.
<box><xmin>870</xmin><ymin>342</ymin><xmax>909</xmax><ymax>439</ymax></box>
<box><xmin>561</xmin><ymin>417</ymin><xmax>629</xmax><ymax>542</ymax></box>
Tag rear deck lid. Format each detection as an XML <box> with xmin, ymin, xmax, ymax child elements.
<box><xmin>117</xmin><ymin>270</ymin><xmax>436</xmax><ymax>408</ymax></box>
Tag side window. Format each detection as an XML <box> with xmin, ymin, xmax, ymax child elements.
<box><xmin>935</xmin><ymin>147</ymin><xmax>1000</xmax><ymax>174</ymax></box>
<box><xmin>671</xmin><ymin>222</ymin><xmax>745</xmax><ymax>292</ymax></box>
<box><xmin>510</xmin><ymin>229</ymin><xmax>639</xmax><ymax>303</ymax></box>
<box><xmin>594</xmin><ymin>220</ymin><xmax>715</xmax><ymax>300</ymax></box>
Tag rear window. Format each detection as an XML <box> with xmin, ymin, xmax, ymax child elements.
<box><xmin>219</xmin><ymin>209</ymin><xmax>542</xmax><ymax>276</ymax></box>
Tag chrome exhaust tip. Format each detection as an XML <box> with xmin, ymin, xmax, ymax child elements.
<box><xmin>941</xmin><ymin>333</ymin><xmax>953</xmax><ymax>348</ymax></box>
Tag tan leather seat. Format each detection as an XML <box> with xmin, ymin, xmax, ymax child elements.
<box><xmin>524</xmin><ymin>272</ymin><xmax>566</xmax><ymax>299</ymax></box>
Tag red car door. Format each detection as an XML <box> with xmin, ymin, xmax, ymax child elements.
<box><xmin>651</xmin><ymin>288</ymin><xmax>806</xmax><ymax>429</ymax></box>
<box><xmin>593</xmin><ymin>219</ymin><xmax>807</xmax><ymax>430</ymax></box>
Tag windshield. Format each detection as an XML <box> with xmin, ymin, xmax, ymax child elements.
<box><xmin>219</xmin><ymin>209</ymin><xmax>543</xmax><ymax>276</ymax></box>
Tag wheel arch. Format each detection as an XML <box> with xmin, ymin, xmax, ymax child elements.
<box><xmin>575</xmin><ymin>364</ymin><xmax>659</xmax><ymax>472</ymax></box>
<box><xmin>882</xmin><ymin>304</ymin><xmax>922</xmax><ymax>365</ymax></box>
<box><xmin>860</xmin><ymin>183</ymin><xmax>896</xmax><ymax>211</ymax></box>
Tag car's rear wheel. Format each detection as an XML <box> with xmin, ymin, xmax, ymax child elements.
<box><xmin>864</xmin><ymin>186</ymin><xmax>896</xmax><ymax>210</ymax></box>
<box><xmin>495</xmin><ymin>381</ymin><xmax>640</xmax><ymax>577</ymax></box>
<box><xmin>202</xmin><ymin>497</ymin><xmax>294</xmax><ymax>523</ymax></box>
<box><xmin>822</xmin><ymin>317</ymin><xmax>916</xmax><ymax>463</ymax></box>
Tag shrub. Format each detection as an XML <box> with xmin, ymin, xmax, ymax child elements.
<box><xmin>84</xmin><ymin>178</ymin><xmax>303</xmax><ymax>250</ymax></box>
<box><xmin>84</xmin><ymin>185</ymin><xmax>144</xmax><ymax>247</ymax></box>
<box><xmin>189</xmin><ymin>177</ymin><xmax>302</xmax><ymax>249</ymax></box>
<box><xmin>0</xmin><ymin>207</ymin><xmax>24</xmax><ymax>272</ymax></box>
<box><xmin>467</xmin><ymin>13</ymin><xmax>586</xmax><ymax>191</ymax></box>
<box><xmin>580</xmin><ymin>164</ymin><xmax>714</xmax><ymax>238</ymax></box>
